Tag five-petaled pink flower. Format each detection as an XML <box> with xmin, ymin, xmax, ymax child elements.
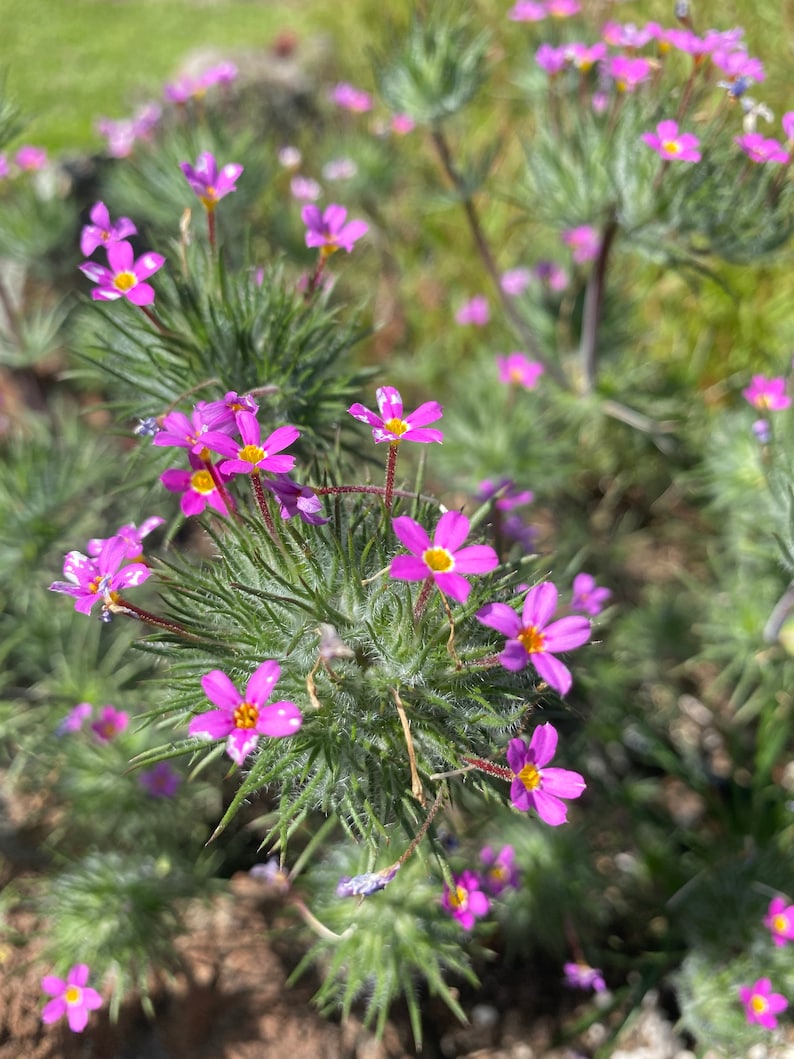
<box><xmin>480</xmin><ymin>845</ymin><xmax>521</xmax><ymax>896</ymax></box>
<box><xmin>80</xmin><ymin>201</ymin><xmax>137</xmax><ymax>256</ymax></box>
<box><xmin>41</xmin><ymin>964</ymin><xmax>102</xmax><ymax>1033</ymax></box>
<box><xmin>441</xmin><ymin>871</ymin><xmax>490</xmax><ymax>930</ymax></box>
<box><xmin>79</xmin><ymin>241</ymin><xmax>164</xmax><ymax>306</ymax></box>
<box><xmin>301</xmin><ymin>203</ymin><xmax>368</xmax><ymax>256</ymax></box>
<box><xmin>189</xmin><ymin>660</ymin><xmax>303</xmax><ymax>766</ymax></box>
<box><xmin>202</xmin><ymin>411</ymin><xmax>299</xmax><ymax>477</ymax></box>
<box><xmin>496</xmin><ymin>353</ymin><xmax>544</xmax><ymax>390</ymax></box>
<box><xmin>571</xmin><ymin>573</ymin><xmax>611</xmax><ymax>616</ymax></box>
<box><xmin>161</xmin><ymin>452</ymin><xmax>234</xmax><ymax>517</ymax></box>
<box><xmin>738</xmin><ymin>978</ymin><xmax>788</xmax><ymax>1030</ymax></box>
<box><xmin>764</xmin><ymin>896</ymin><xmax>794</xmax><ymax>947</ymax></box>
<box><xmin>49</xmin><ymin>536</ymin><xmax>152</xmax><ymax>615</ymax></box>
<box><xmin>390</xmin><ymin>511</ymin><xmax>499</xmax><ymax>604</ymax></box>
<box><xmin>641</xmin><ymin>120</ymin><xmax>701</xmax><ymax>162</ymax></box>
<box><xmin>506</xmin><ymin>724</ymin><xmax>586</xmax><ymax>824</ymax></box>
<box><xmin>348</xmin><ymin>385</ymin><xmax>443</xmax><ymax>444</ymax></box>
<box><xmin>477</xmin><ymin>581</ymin><xmax>590</xmax><ymax>695</ymax></box>
<box><xmin>180</xmin><ymin>151</ymin><xmax>244</xmax><ymax>211</ymax></box>
<box><xmin>735</xmin><ymin>133</ymin><xmax>790</xmax><ymax>164</ymax></box>
<box><xmin>90</xmin><ymin>705</ymin><xmax>129</xmax><ymax>743</ymax></box>
<box><xmin>742</xmin><ymin>374</ymin><xmax>791</xmax><ymax>411</ymax></box>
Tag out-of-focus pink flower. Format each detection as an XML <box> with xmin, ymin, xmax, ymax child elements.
<box><xmin>278</xmin><ymin>145</ymin><xmax>302</xmax><ymax>169</ymax></box>
<box><xmin>290</xmin><ymin>175</ymin><xmax>322</xmax><ymax>201</ymax></box>
<box><xmin>90</xmin><ymin>705</ymin><xmax>129</xmax><ymax>742</ymax></box>
<box><xmin>607</xmin><ymin>54</ymin><xmax>653</xmax><ymax>91</ymax></box>
<box><xmin>534</xmin><ymin>260</ymin><xmax>569</xmax><ymax>291</ymax></box>
<box><xmin>79</xmin><ymin>241</ymin><xmax>164</xmax><ymax>306</ymax></box>
<box><xmin>41</xmin><ymin>964</ymin><xmax>102</xmax><ymax>1033</ymax></box>
<box><xmin>571</xmin><ymin>573</ymin><xmax>611</xmax><ymax>615</ymax></box>
<box><xmin>508</xmin><ymin>0</ymin><xmax>546</xmax><ymax>20</ymax></box>
<box><xmin>138</xmin><ymin>761</ymin><xmax>182</xmax><ymax>798</ymax></box>
<box><xmin>641</xmin><ymin>120</ymin><xmax>701</xmax><ymax>162</ymax></box>
<box><xmin>301</xmin><ymin>203</ymin><xmax>368</xmax><ymax>255</ymax></box>
<box><xmin>742</xmin><ymin>374</ymin><xmax>791</xmax><ymax>411</ymax></box>
<box><xmin>15</xmin><ymin>145</ymin><xmax>47</xmax><ymax>171</ymax></box>
<box><xmin>545</xmin><ymin>0</ymin><xmax>580</xmax><ymax>17</ymax></box>
<box><xmin>480</xmin><ymin>845</ymin><xmax>521</xmax><ymax>895</ymax></box>
<box><xmin>199</xmin><ymin>61</ymin><xmax>238</xmax><ymax>89</ymax></box>
<box><xmin>496</xmin><ymin>352</ymin><xmax>544</xmax><ymax>390</ymax></box>
<box><xmin>441</xmin><ymin>871</ymin><xmax>490</xmax><ymax>930</ymax></box>
<box><xmin>566</xmin><ymin>42</ymin><xmax>607</xmax><ymax>72</ymax></box>
<box><xmin>95</xmin><ymin>117</ymin><xmax>137</xmax><ymax>159</ymax></box>
<box><xmin>180</xmin><ymin>152</ymin><xmax>243</xmax><ymax>211</ymax></box>
<box><xmin>735</xmin><ymin>133</ymin><xmax>790</xmax><ymax>164</ymax></box>
<box><xmin>500</xmin><ymin>268</ymin><xmax>532</xmax><ymax>296</ymax></box>
<box><xmin>476</xmin><ymin>478</ymin><xmax>534</xmax><ymax>512</ymax></box>
<box><xmin>564</xmin><ymin>960</ymin><xmax>606</xmax><ymax>992</ymax></box>
<box><xmin>390</xmin><ymin>113</ymin><xmax>415</xmax><ymax>135</ymax></box>
<box><xmin>535</xmin><ymin>43</ymin><xmax>568</xmax><ymax>75</ymax></box>
<box><xmin>57</xmin><ymin>702</ymin><xmax>93</xmax><ymax>735</ymax></box>
<box><xmin>602</xmin><ymin>21</ymin><xmax>657</xmax><ymax>49</ymax></box>
<box><xmin>738</xmin><ymin>978</ymin><xmax>788</xmax><ymax>1030</ymax></box>
<box><xmin>711</xmin><ymin>48</ymin><xmax>765</xmax><ymax>83</ymax></box>
<box><xmin>80</xmin><ymin>201</ymin><xmax>138</xmax><ymax>257</ymax></box>
<box><xmin>455</xmin><ymin>295</ymin><xmax>489</xmax><ymax>326</ymax></box>
<box><xmin>562</xmin><ymin>225</ymin><xmax>599</xmax><ymax>263</ymax></box>
<box><xmin>764</xmin><ymin>896</ymin><xmax>794</xmax><ymax>947</ymax></box>
<box><xmin>330</xmin><ymin>82</ymin><xmax>373</xmax><ymax>112</ymax></box>
<box><xmin>322</xmin><ymin>158</ymin><xmax>357</xmax><ymax>181</ymax></box>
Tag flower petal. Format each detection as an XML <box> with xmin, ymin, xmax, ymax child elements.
<box><xmin>256</xmin><ymin>700</ymin><xmax>303</xmax><ymax>737</ymax></box>
<box><xmin>522</xmin><ymin>582</ymin><xmax>558</xmax><ymax>629</ymax></box>
<box><xmin>246</xmin><ymin>660</ymin><xmax>280</xmax><ymax>706</ymax></box>
<box><xmin>390</xmin><ymin>555</ymin><xmax>431</xmax><ymax>581</ymax></box>
<box><xmin>392</xmin><ymin>515</ymin><xmax>431</xmax><ymax>556</ymax></box>
<box><xmin>189</xmin><ymin>709</ymin><xmax>232</xmax><ymax>740</ymax></box>
<box><xmin>200</xmin><ymin>670</ymin><xmax>240</xmax><ymax>711</ymax></box>
<box><xmin>476</xmin><ymin>602</ymin><xmax>522</xmax><ymax>637</ymax></box>
<box><xmin>531</xmin><ymin>789</ymin><xmax>570</xmax><ymax>826</ymax></box>
<box><xmin>451</xmin><ymin>543</ymin><xmax>499</xmax><ymax>575</ymax></box>
<box><xmin>542</xmin><ymin>766</ymin><xmax>586</xmax><ymax>800</ymax></box>
<box><xmin>543</xmin><ymin>615</ymin><xmax>591</xmax><ymax>652</ymax></box>
<box><xmin>41</xmin><ymin>997</ymin><xmax>67</xmax><ymax>1024</ymax></box>
<box><xmin>531</xmin><ymin>651</ymin><xmax>573</xmax><ymax>696</ymax></box>
<box><xmin>528</xmin><ymin>722</ymin><xmax>558</xmax><ymax>768</ymax></box>
<box><xmin>226</xmin><ymin>729</ymin><xmax>259</xmax><ymax>765</ymax></box>
<box><xmin>434</xmin><ymin>571</ymin><xmax>472</xmax><ymax>603</ymax></box>
<box><xmin>433</xmin><ymin>510</ymin><xmax>470</xmax><ymax>552</ymax></box>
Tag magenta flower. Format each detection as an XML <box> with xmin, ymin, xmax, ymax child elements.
<box><xmin>199</xmin><ymin>61</ymin><xmax>238</xmax><ymax>89</ymax></box>
<box><xmin>152</xmin><ymin>405</ymin><xmax>228</xmax><ymax>456</ymax></box>
<box><xmin>480</xmin><ymin>845</ymin><xmax>521</xmax><ymax>896</ymax></box>
<box><xmin>88</xmin><ymin>516</ymin><xmax>164</xmax><ymax>561</ymax></box>
<box><xmin>180</xmin><ymin>151</ymin><xmax>243</xmax><ymax>211</ymax></box>
<box><xmin>90</xmin><ymin>705</ymin><xmax>129</xmax><ymax>743</ymax></box>
<box><xmin>41</xmin><ymin>964</ymin><xmax>102</xmax><ymax>1033</ymax></box>
<box><xmin>783</xmin><ymin>112</ymin><xmax>794</xmax><ymax>143</ymax></box>
<box><xmin>199</xmin><ymin>391</ymin><xmax>260</xmax><ymax>432</ymax></box>
<box><xmin>56</xmin><ymin>702</ymin><xmax>93</xmax><ymax>736</ymax></box>
<box><xmin>15</xmin><ymin>145</ymin><xmax>47</xmax><ymax>171</ymax></box>
<box><xmin>546</xmin><ymin>0</ymin><xmax>580</xmax><ymax>16</ymax></box>
<box><xmin>563</xmin><ymin>960</ymin><xmax>606</xmax><ymax>993</ymax></box>
<box><xmin>641</xmin><ymin>120</ymin><xmax>701</xmax><ymax>162</ymax></box>
<box><xmin>571</xmin><ymin>573</ymin><xmax>611</xmax><ymax>616</ymax></box>
<box><xmin>562</xmin><ymin>225</ymin><xmax>599</xmax><ymax>264</ymax></box>
<box><xmin>601</xmin><ymin>21</ymin><xmax>657</xmax><ymax>48</ymax></box>
<box><xmin>735</xmin><ymin>133</ymin><xmax>790</xmax><ymax>164</ymax></box>
<box><xmin>535</xmin><ymin>43</ymin><xmax>568</xmax><ymax>76</ymax></box>
<box><xmin>455</xmin><ymin>295</ymin><xmax>490</xmax><ymax>326</ymax></box>
<box><xmin>566</xmin><ymin>42</ymin><xmax>607</xmax><ymax>73</ymax></box>
<box><xmin>743</xmin><ymin>375</ymin><xmax>791</xmax><ymax>411</ymax></box>
<box><xmin>202</xmin><ymin>411</ymin><xmax>299</xmax><ymax>477</ymax></box>
<box><xmin>138</xmin><ymin>761</ymin><xmax>181</xmax><ymax>798</ymax></box>
<box><xmin>390</xmin><ymin>114</ymin><xmax>415</xmax><ymax>135</ymax></box>
<box><xmin>500</xmin><ymin>268</ymin><xmax>532</xmax><ymax>296</ymax></box>
<box><xmin>80</xmin><ymin>201</ymin><xmax>137</xmax><ymax>257</ymax></box>
<box><xmin>266</xmin><ymin>474</ymin><xmax>327</xmax><ymax>525</ymax></box>
<box><xmin>390</xmin><ymin>511</ymin><xmax>499</xmax><ymax>604</ymax></box>
<box><xmin>161</xmin><ymin>453</ymin><xmax>234</xmax><ymax>518</ymax></box>
<box><xmin>508</xmin><ymin>0</ymin><xmax>546</xmax><ymax>20</ymax></box>
<box><xmin>764</xmin><ymin>896</ymin><xmax>794</xmax><ymax>947</ymax></box>
<box><xmin>711</xmin><ymin>48</ymin><xmax>765</xmax><ymax>83</ymax></box>
<box><xmin>739</xmin><ymin>978</ymin><xmax>788</xmax><ymax>1030</ymax></box>
<box><xmin>496</xmin><ymin>352</ymin><xmax>544</xmax><ymax>390</ymax></box>
<box><xmin>49</xmin><ymin>536</ymin><xmax>152</xmax><ymax>615</ymax></box>
<box><xmin>302</xmin><ymin>203</ymin><xmax>368</xmax><ymax>255</ymax></box>
<box><xmin>330</xmin><ymin>82</ymin><xmax>373</xmax><ymax>112</ymax></box>
<box><xmin>79</xmin><ymin>241</ymin><xmax>164</xmax><ymax>306</ymax></box>
<box><xmin>506</xmin><ymin>724</ymin><xmax>586</xmax><ymax>824</ymax></box>
<box><xmin>441</xmin><ymin>871</ymin><xmax>490</xmax><ymax>930</ymax></box>
<box><xmin>189</xmin><ymin>660</ymin><xmax>303</xmax><ymax>766</ymax></box>
<box><xmin>607</xmin><ymin>55</ymin><xmax>653</xmax><ymax>92</ymax></box>
<box><xmin>348</xmin><ymin>385</ymin><xmax>443</xmax><ymax>444</ymax></box>
<box><xmin>477</xmin><ymin>582</ymin><xmax>590</xmax><ymax>695</ymax></box>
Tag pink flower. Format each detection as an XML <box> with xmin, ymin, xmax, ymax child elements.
<box><xmin>477</xmin><ymin>582</ymin><xmax>590</xmax><ymax>696</ymax></box>
<box><xmin>41</xmin><ymin>964</ymin><xmax>102</xmax><ymax>1033</ymax></box>
<box><xmin>480</xmin><ymin>845</ymin><xmax>521</xmax><ymax>895</ymax></box>
<box><xmin>95</xmin><ymin>117</ymin><xmax>136</xmax><ymax>159</ymax></box>
<box><xmin>79</xmin><ymin>241</ymin><xmax>164</xmax><ymax>306</ymax></box>
<box><xmin>641</xmin><ymin>120</ymin><xmax>701</xmax><ymax>162</ymax></box>
<box><xmin>189</xmin><ymin>660</ymin><xmax>303</xmax><ymax>766</ymax></box>
<box><xmin>735</xmin><ymin>133</ymin><xmax>790</xmax><ymax>164</ymax></box>
<box><xmin>15</xmin><ymin>145</ymin><xmax>47</xmax><ymax>171</ymax></box>
<box><xmin>566</xmin><ymin>42</ymin><xmax>607</xmax><ymax>73</ymax></box>
<box><xmin>535</xmin><ymin>43</ymin><xmax>568</xmax><ymax>75</ymax></box>
<box><xmin>606</xmin><ymin>55</ymin><xmax>653</xmax><ymax>91</ymax></box>
<box><xmin>764</xmin><ymin>896</ymin><xmax>794</xmax><ymax>947</ymax></box>
<box><xmin>152</xmin><ymin>405</ymin><xmax>230</xmax><ymax>456</ymax></box>
<box><xmin>278</xmin><ymin>145</ymin><xmax>302</xmax><ymax>169</ymax></box>
<box><xmin>545</xmin><ymin>0</ymin><xmax>580</xmax><ymax>17</ymax></box>
<box><xmin>562</xmin><ymin>225</ymin><xmax>599</xmax><ymax>263</ymax></box>
<box><xmin>390</xmin><ymin>114</ymin><xmax>415</xmax><ymax>135</ymax></box>
<box><xmin>348</xmin><ymin>385</ymin><xmax>443</xmax><ymax>444</ymax></box>
<box><xmin>90</xmin><ymin>705</ymin><xmax>129</xmax><ymax>742</ymax></box>
<box><xmin>202</xmin><ymin>411</ymin><xmax>299</xmax><ymax>477</ymax></box>
<box><xmin>738</xmin><ymin>978</ymin><xmax>788</xmax><ymax>1030</ymax></box>
<box><xmin>602</xmin><ymin>21</ymin><xmax>657</xmax><ymax>49</ymax></box>
<box><xmin>500</xmin><ymin>268</ymin><xmax>532</xmax><ymax>296</ymax></box>
<box><xmin>180</xmin><ymin>151</ymin><xmax>243</xmax><ymax>211</ymax></box>
<box><xmin>56</xmin><ymin>702</ymin><xmax>93</xmax><ymax>735</ymax></box>
<box><xmin>199</xmin><ymin>61</ymin><xmax>238</xmax><ymax>89</ymax></box>
<box><xmin>783</xmin><ymin>112</ymin><xmax>794</xmax><ymax>143</ymax></box>
<box><xmin>330</xmin><ymin>82</ymin><xmax>373</xmax><ymax>113</ymax></box>
<box><xmin>290</xmin><ymin>176</ymin><xmax>322</xmax><ymax>201</ymax></box>
<box><xmin>506</xmin><ymin>724</ymin><xmax>586</xmax><ymax>824</ymax></box>
<box><xmin>564</xmin><ymin>960</ymin><xmax>606</xmax><ymax>992</ymax></box>
<box><xmin>138</xmin><ymin>761</ymin><xmax>181</xmax><ymax>798</ymax></box>
<box><xmin>390</xmin><ymin>511</ymin><xmax>499</xmax><ymax>604</ymax></box>
<box><xmin>441</xmin><ymin>871</ymin><xmax>490</xmax><ymax>930</ymax></box>
<box><xmin>88</xmin><ymin>517</ymin><xmax>164</xmax><ymax>561</ymax></box>
<box><xmin>571</xmin><ymin>573</ymin><xmax>611</xmax><ymax>616</ymax></box>
<box><xmin>455</xmin><ymin>295</ymin><xmax>489</xmax><ymax>326</ymax></box>
<box><xmin>742</xmin><ymin>375</ymin><xmax>791</xmax><ymax>411</ymax></box>
<box><xmin>301</xmin><ymin>203</ymin><xmax>368</xmax><ymax>255</ymax></box>
<box><xmin>160</xmin><ymin>453</ymin><xmax>234</xmax><ymax>517</ymax></box>
<box><xmin>323</xmin><ymin>158</ymin><xmax>358</xmax><ymax>181</ymax></box>
<box><xmin>496</xmin><ymin>352</ymin><xmax>544</xmax><ymax>390</ymax></box>
<box><xmin>508</xmin><ymin>0</ymin><xmax>546</xmax><ymax>20</ymax></box>
<box><xmin>711</xmin><ymin>48</ymin><xmax>765</xmax><ymax>83</ymax></box>
<box><xmin>49</xmin><ymin>536</ymin><xmax>152</xmax><ymax>616</ymax></box>
<box><xmin>80</xmin><ymin>201</ymin><xmax>138</xmax><ymax>257</ymax></box>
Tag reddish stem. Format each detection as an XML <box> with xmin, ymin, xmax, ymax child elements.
<box><xmin>461</xmin><ymin>756</ymin><xmax>513</xmax><ymax>781</ymax></box>
<box><xmin>251</xmin><ymin>472</ymin><xmax>278</xmax><ymax>539</ymax></box>
<box><xmin>384</xmin><ymin>443</ymin><xmax>399</xmax><ymax>512</ymax></box>
<box><xmin>413</xmin><ymin>577</ymin><xmax>434</xmax><ymax>622</ymax></box>
<box><xmin>106</xmin><ymin>596</ymin><xmax>194</xmax><ymax>638</ymax></box>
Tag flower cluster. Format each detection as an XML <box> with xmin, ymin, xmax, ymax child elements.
<box><xmin>441</xmin><ymin>845</ymin><xmax>521</xmax><ymax>930</ymax></box>
<box><xmin>79</xmin><ymin>202</ymin><xmax>164</xmax><ymax>307</ymax></box>
<box><xmin>735</xmin><ymin>896</ymin><xmax>794</xmax><ymax>1029</ymax></box>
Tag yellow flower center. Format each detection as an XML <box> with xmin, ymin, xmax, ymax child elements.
<box><xmin>773</xmin><ymin>914</ymin><xmax>788</xmax><ymax>932</ymax></box>
<box><xmin>191</xmin><ymin>469</ymin><xmax>215</xmax><ymax>495</ymax></box>
<box><xmin>518</xmin><ymin>763</ymin><xmax>541</xmax><ymax>791</ymax></box>
<box><xmin>239</xmin><ymin>444</ymin><xmax>265</xmax><ymax>465</ymax></box>
<box><xmin>113</xmin><ymin>270</ymin><xmax>137</xmax><ymax>292</ymax></box>
<box><xmin>489</xmin><ymin>865</ymin><xmax>508</xmax><ymax>883</ymax></box>
<box><xmin>320</xmin><ymin>243</ymin><xmax>339</xmax><ymax>258</ymax></box>
<box><xmin>751</xmin><ymin>994</ymin><xmax>768</xmax><ymax>1014</ymax></box>
<box><xmin>662</xmin><ymin>140</ymin><xmax>681</xmax><ymax>154</ymax></box>
<box><xmin>423</xmin><ymin>547</ymin><xmax>454</xmax><ymax>573</ymax></box>
<box><xmin>449</xmin><ymin>886</ymin><xmax>468</xmax><ymax>910</ymax></box>
<box><xmin>65</xmin><ymin>986</ymin><xmax>82</xmax><ymax>1005</ymax></box>
<box><xmin>383</xmin><ymin>417</ymin><xmax>409</xmax><ymax>437</ymax></box>
<box><xmin>200</xmin><ymin>188</ymin><xmax>218</xmax><ymax>211</ymax></box>
<box><xmin>517</xmin><ymin>625</ymin><xmax>545</xmax><ymax>654</ymax></box>
<box><xmin>233</xmin><ymin>702</ymin><xmax>259</xmax><ymax>729</ymax></box>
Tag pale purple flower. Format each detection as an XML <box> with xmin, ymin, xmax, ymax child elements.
<box><xmin>290</xmin><ymin>175</ymin><xmax>322</xmax><ymax>201</ymax></box>
<box><xmin>735</xmin><ymin>133</ymin><xmax>790</xmax><ymax>164</ymax></box>
<box><xmin>80</xmin><ymin>202</ymin><xmax>138</xmax><ymax>257</ymax></box>
<box><xmin>601</xmin><ymin>21</ymin><xmax>657</xmax><ymax>49</ymax></box>
<box><xmin>131</xmin><ymin>102</ymin><xmax>161</xmax><ymax>141</ymax></box>
<box><xmin>566</xmin><ymin>42</ymin><xmax>607</xmax><ymax>73</ymax></box>
<box><xmin>180</xmin><ymin>151</ymin><xmax>243</xmax><ymax>211</ymax></box>
<box><xmin>57</xmin><ymin>702</ymin><xmax>93</xmax><ymax>735</ymax></box>
<box><xmin>250</xmin><ymin>858</ymin><xmax>291</xmax><ymax>894</ymax></box>
<box><xmin>476</xmin><ymin>478</ymin><xmax>534</xmax><ymax>512</ymax></box>
<box><xmin>752</xmin><ymin>419</ymin><xmax>771</xmax><ymax>444</ymax></box>
<box><xmin>95</xmin><ymin>117</ymin><xmax>136</xmax><ymax>159</ymax></box>
<box><xmin>160</xmin><ymin>453</ymin><xmax>234</xmax><ymax>517</ymax></box>
<box><xmin>90</xmin><ymin>705</ymin><xmax>129</xmax><ymax>742</ymax></box>
<box><xmin>500</xmin><ymin>268</ymin><xmax>532</xmax><ymax>296</ymax></box>
<box><xmin>189</xmin><ymin>660</ymin><xmax>303</xmax><ymax>766</ymax></box>
<box><xmin>455</xmin><ymin>295</ymin><xmax>489</xmax><ymax>326</ymax></box>
<box><xmin>164</xmin><ymin>76</ymin><xmax>200</xmax><ymax>104</ymax></box>
<box><xmin>739</xmin><ymin>978</ymin><xmax>788</xmax><ymax>1030</ymax></box>
<box><xmin>278</xmin><ymin>145</ymin><xmax>302</xmax><ymax>169</ymax></box>
<box><xmin>301</xmin><ymin>203</ymin><xmax>368</xmax><ymax>255</ymax></box>
<box><xmin>79</xmin><ymin>241</ymin><xmax>164</xmax><ymax>306</ymax></box>
<box><xmin>337</xmin><ymin>864</ymin><xmax>400</xmax><ymax>898</ymax></box>
<box><xmin>441</xmin><ymin>871</ymin><xmax>490</xmax><ymax>930</ymax></box>
<box><xmin>138</xmin><ymin>761</ymin><xmax>181</xmax><ymax>798</ymax></box>
<box><xmin>266</xmin><ymin>475</ymin><xmax>327</xmax><ymax>525</ymax></box>
<box><xmin>49</xmin><ymin>536</ymin><xmax>152</xmax><ymax>615</ymax></box>
<box><xmin>41</xmin><ymin>964</ymin><xmax>102</xmax><ymax>1033</ymax></box>
<box><xmin>480</xmin><ymin>845</ymin><xmax>520</xmax><ymax>895</ymax></box>
<box><xmin>641</xmin><ymin>120</ymin><xmax>701</xmax><ymax>162</ymax></box>
<box><xmin>508</xmin><ymin>0</ymin><xmax>546</xmax><ymax>21</ymax></box>
<box><xmin>477</xmin><ymin>581</ymin><xmax>590</xmax><ymax>695</ymax></box>
<box><xmin>571</xmin><ymin>573</ymin><xmax>611</xmax><ymax>616</ymax></box>
<box><xmin>562</xmin><ymin>225</ymin><xmax>599</xmax><ymax>263</ymax></box>
<box><xmin>330</xmin><ymin>82</ymin><xmax>373</xmax><ymax>113</ymax></box>
<box><xmin>202</xmin><ymin>411</ymin><xmax>299</xmax><ymax>476</ymax></box>
<box><xmin>322</xmin><ymin>158</ymin><xmax>358</xmax><ymax>181</ymax></box>
<box><xmin>764</xmin><ymin>896</ymin><xmax>794</xmax><ymax>946</ymax></box>
<box><xmin>743</xmin><ymin>375</ymin><xmax>791</xmax><ymax>411</ymax></box>
<box><xmin>199</xmin><ymin>61</ymin><xmax>238</xmax><ymax>89</ymax></box>
<box><xmin>496</xmin><ymin>352</ymin><xmax>544</xmax><ymax>390</ymax></box>
<box><xmin>506</xmin><ymin>724</ymin><xmax>586</xmax><ymax>824</ymax></box>
<box><xmin>390</xmin><ymin>511</ymin><xmax>499</xmax><ymax>604</ymax></box>
<box><xmin>15</xmin><ymin>145</ymin><xmax>47</xmax><ymax>171</ymax></box>
<box><xmin>348</xmin><ymin>385</ymin><xmax>443</xmax><ymax>444</ymax></box>
<box><xmin>564</xmin><ymin>960</ymin><xmax>606</xmax><ymax>992</ymax></box>
<box><xmin>535</xmin><ymin>43</ymin><xmax>568</xmax><ymax>76</ymax></box>
<box><xmin>607</xmin><ymin>55</ymin><xmax>653</xmax><ymax>91</ymax></box>
<box><xmin>88</xmin><ymin>517</ymin><xmax>164</xmax><ymax>561</ymax></box>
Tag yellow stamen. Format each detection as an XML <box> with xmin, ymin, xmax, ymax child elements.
<box><xmin>773</xmin><ymin>914</ymin><xmax>789</xmax><ymax>932</ymax></box>
<box><xmin>190</xmin><ymin>469</ymin><xmax>215</xmax><ymax>495</ymax></box>
<box><xmin>751</xmin><ymin>995</ymin><xmax>768</xmax><ymax>1014</ymax></box>
<box><xmin>662</xmin><ymin>140</ymin><xmax>681</xmax><ymax>154</ymax></box>
<box><xmin>113</xmin><ymin>271</ymin><xmax>137</xmax><ymax>292</ymax></box>
<box><xmin>517</xmin><ymin>624</ymin><xmax>545</xmax><ymax>654</ymax></box>
<box><xmin>383</xmin><ymin>417</ymin><xmax>409</xmax><ymax>437</ymax></box>
<box><xmin>233</xmin><ymin>702</ymin><xmax>259</xmax><ymax>729</ymax></box>
<box><xmin>423</xmin><ymin>547</ymin><xmax>454</xmax><ymax>573</ymax></box>
<box><xmin>239</xmin><ymin>444</ymin><xmax>265</xmax><ymax>465</ymax></box>
<box><xmin>449</xmin><ymin>886</ymin><xmax>468</xmax><ymax>909</ymax></box>
<box><xmin>65</xmin><ymin>986</ymin><xmax>82</xmax><ymax>1005</ymax></box>
<box><xmin>518</xmin><ymin>762</ymin><xmax>541</xmax><ymax>791</ymax></box>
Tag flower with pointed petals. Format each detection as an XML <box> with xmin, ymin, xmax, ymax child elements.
<box><xmin>348</xmin><ymin>386</ymin><xmax>443</xmax><ymax>445</ymax></box>
<box><xmin>80</xmin><ymin>201</ymin><xmax>137</xmax><ymax>256</ymax></box>
<box><xmin>390</xmin><ymin>511</ymin><xmax>499</xmax><ymax>604</ymax></box>
<box><xmin>266</xmin><ymin>474</ymin><xmax>327</xmax><ymax>525</ymax></box>
<box><xmin>138</xmin><ymin>761</ymin><xmax>181</xmax><ymax>798</ymax></box>
<box><xmin>41</xmin><ymin>964</ymin><xmax>102</xmax><ymax>1033</ymax></box>
<box><xmin>455</xmin><ymin>295</ymin><xmax>490</xmax><ymax>326</ymax></box>
<box><xmin>480</xmin><ymin>845</ymin><xmax>520</xmax><ymax>895</ymax></box>
<box><xmin>535</xmin><ymin>43</ymin><xmax>568</xmax><ymax>75</ymax></box>
<box><xmin>743</xmin><ymin>374</ymin><xmax>791</xmax><ymax>411</ymax></box>
<box><xmin>49</xmin><ymin>536</ymin><xmax>152</xmax><ymax>615</ymax></box>
<box><xmin>735</xmin><ymin>133</ymin><xmax>790</xmax><ymax>163</ymax></box>
<box><xmin>180</xmin><ymin>151</ymin><xmax>243</xmax><ymax>211</ymax></box>
<box><xmin>641</xmin><ymin>120</ymin><xmax>701</xmax><ymax>162</ymax></box>
<box><xmin>301</xmin><ymin>203</ymin><xmax>368</xmax><ymax>255</ymax></box>
<box><xmin>564</xmin><ymin>960</ymin><xmax>606</xmax><ymax>992</ymax></box>
<box><xmin>189</xmin><ymin>660</ymin><xmax>303</xmax><ymax>766</ymax></box>
<box><xmin>764</xmin><ymin>896</ymin><xmax>794</xmax><ymax>947</ymax></box>
<box><xmin>496</xmin><ymin>352</ymin><xmax>544</xmax><ymax>390</ymax></box>
<box><xmin>571</xmin><ymin>573</ymin><xmax>611</xmax><ymax>616</ymax></box>
<box><xmin>90</xmin><ymin>705</ymin><xmax>129</xmax><ymax>743</ymax></box>
<box><xmin>202</xmin><ymin>411</ymin><xmax>299</xmax><ymax>477</ymax></box>
<box><xmin>506</xmin><ymin>725</ymin><xmax>586</xmax><ymax>824</ymax></box>
<box><xmin>739</xmin><ymin>978</ymin><xmax>788</xmax><ymax>1029</ymax></box>
<box><xmin>88</xmin><ymin>517</ymin><xmax>164</xmax><ymax>561</ymax></box>
<box><xmin>152</xmin><ymin>405</ymin><xmax>229</xmax><ymax>456</ymax></box>
<box><xmin>161</xmin><ymin>452</ymin><xmax>234</xmax><ymax>518</ymax></box>
<box><xmin>79</xmin><ymin>241</ymin><xmax>164</xmax><ymax>305</ymax></box>
<box><xmin>441</xmin><ymin>871</ymin><xmax>490</xmax><ymax>930</ymax></box>
<box><xmin>477</xmin><ymin>582</ymin><xmax>590</xmax><ymax>695</ymax></box>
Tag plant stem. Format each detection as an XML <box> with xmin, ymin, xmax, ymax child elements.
<box><xmin>578</xmin><ymin>213</ymin><xmax>618</xmax><ymax>395</ymax></box>
<box><xmin>105</xmin><ymin>596</ymin><xmax>195</xmax><ymax>638</ymax></box>
<box><xmin>251</xmin><ymin>471</ymin><xmax>278</xmax><ymax>539</ymax></box>
<box><xmin>384</xmin><ymin>443</ymin><xmax>399</xmax><ymax>512</ymax></box>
